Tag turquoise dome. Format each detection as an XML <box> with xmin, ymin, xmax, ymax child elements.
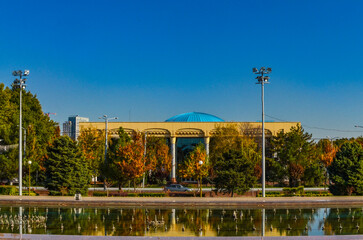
<box><xmin>165</xmin><ymin>112</ymin><xmax>225</xmax><ymax>122</ymax></box>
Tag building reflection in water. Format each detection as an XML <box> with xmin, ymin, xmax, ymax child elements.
<box><xmin>0</xmin><ymin>206</ymin><xmax>361</xmax><ymax>237</ymax></box>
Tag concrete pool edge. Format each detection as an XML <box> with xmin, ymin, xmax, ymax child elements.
<box><xmin>0</xmin><ymin>196</ymin><xmax>362</xmax><ymax>207</ymax></box>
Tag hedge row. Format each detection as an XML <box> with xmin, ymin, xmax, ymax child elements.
<box><xmin>258</xmin><ymin>189</ymin><xmax>332</xmax><ymax>197</ymax></box>
<box><xmin>92</xmin><ymin>192</ymin><xmax>166</xmax><ymax>197</ymax></box>
<box><xmin>0</xmin><ymin>186</ymin><xmax>17</xmax><ymax>195</ymax></box>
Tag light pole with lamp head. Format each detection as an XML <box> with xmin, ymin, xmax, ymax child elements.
<box><xmin>198</xmin><ymin>160</ymin><xmax>203</xmax><ymax>197</ymax></box>
<box><xmin>99</xmin><ymin>115</ymin><xmax>118</xmax><ymax>189</ymax></box>
<box><xmin>325</xmin><ymin>136</ymin><xmax>338</xmax><ymax>190</ymax></box>
<box><xmin>28</xmin><ymin>160</ymin><xmax>32</xmax><ymax>195</ymax></box>
<box><xmin>253</xmin><ymin>67</ymin><xmax>271</xmax><ymax>198</ymax></box>
<box><xmin>142</xmin><ymin>131</ymin><xmax>148</xmax><ymax>188</ymax></box>
<box><xmin>12</xmin><ymin>70</ymin><xmax>29</xmax><ymax>196</ymax></box>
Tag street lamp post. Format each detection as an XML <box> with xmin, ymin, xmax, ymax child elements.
<box><xmin>12</xmin><ymin>70</ymin><xmax>29</xmax><ymax>196</ymax></box>
<box><xmin>142</xmin><ymin>131</ymin><xmax>148</xmax><ymax>188</ymax></box>
<box><xmin>99</xmin><ymin>115</ymin><xmax>118</xmax><ymax>189</ymax></box>
<box><xmin>325</xmin><ymin>136</ymin><xmax>338</xmax><ymax>190</ymax></box>
<box><xmin>28</xmin><ymin>160</ymin><xmax>32</xmax><ymax>196</ymax></box>
<box><xmin>198</xmin><ymin>160</ymin><xmax>203</xmax><ymax>197</ymax></box>
<box><xmin>253</xmin><ymin>67</ymin><xmax>271</xmax><ymax>198</ymax></box>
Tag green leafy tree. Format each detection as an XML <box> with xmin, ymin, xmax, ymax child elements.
<box><xmin>45</xmin><ymin>136</ymin><xmax>91</xmax><ymax>195</ymax></box>
<box><xmin>210</xmin><ymin>124</ymin><xmax>261</xmax><ymax>191</ymax></box>
<box><xmin>214</xmin><ymin>149</ymin><xmax>258</xmax><ymax>197</ymax></box>
<box><xmin>270</xmin><ymin>125</ymin><xmax>320</xmax><ymax>187</ymax></box>
<box><xmin>104</xmin><ymin>127</ymin><xmax>131</xmax><ymax>190</ymax></box>
<box><xmin>0</xmin><ymin>154</ymin><xmax>17</xmax><ymax>183</ymax></box>
<box><xmin>78</xmin><ymin>128</ymin><xmax>105</xmax><ymax>177</ymax></box>
<box><xmin>328</xmin><ymin>141</ymin><xmax>363</xmax><ymax>195</ymax></box>
<box><xmin>0</xmin><ymin>82</ymin><xmax>57</xmax><ymax>184</ymax></box>
<box><xmin>179</xmin><ymin>143</ymin><xmax>209</xmax><ymax>196</ymax></box>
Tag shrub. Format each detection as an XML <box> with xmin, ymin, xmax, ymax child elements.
<box><xmin>138</xmin><ymin>193</ymin><xmax>166</xmax><ymax>197</ymax></box>
<box><xmin>93</xmin><ymin>191</ymin><xmax>107</xmax><ymax>197</ymax></box>
<box><xmin>304</xmin><ymin>191</ymin><xmax>332</xmax><ymax>197</ymax></box>
<box><xmin>0</xmin><ymin>186</ymin><xmax>17</xmax><ymax>195</ymax></box>
<box><xmin>258</xmin><ymin>191</ymin><xmax>281</xmax><ymax>197</ymax></box>
<box><xmin>283</xmin><ymin>186</ymin><xmax>304</xmax><ymax>196</ymax></box>
<box><xmin>22</xmin><ymin>191</ymin><xmax>37</xmax><ymax>196</ymax></box>
<box><xmin>49</xmin><ymin>191</ymin><xmax>62</xmax><ymax>196</ymax></box>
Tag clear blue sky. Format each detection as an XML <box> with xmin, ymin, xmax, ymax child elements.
<box><xmin>0</xmin><ymin>0</ymin><xmax>362</xmax><ymax>139</ymax></box>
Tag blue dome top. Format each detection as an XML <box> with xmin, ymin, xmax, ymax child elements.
<box><xmin>165</xmin><ymin>112</ymin><xmax>225</xmax><ymax>122</ymax></box>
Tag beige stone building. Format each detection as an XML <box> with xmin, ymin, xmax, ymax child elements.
<box><xmin>80</xmin><ymin>112</ymin><xmax>299</xmax><ymax>182</ymax></box>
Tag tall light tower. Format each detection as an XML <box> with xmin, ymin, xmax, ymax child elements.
<box><xmin>99</xmin><ymin>115</ymin><xmax>118</xmax><ymax>189</ymax></box>
<box><xmin>142</xmin><ymin>131</ymin><xmax>148</xmax><ymax>188</ymax></box>
<box><xmin>253</xmin><ymin>67</ymin><xmax>271</xmax><ymax>198</ymax></box>
<box><xmin>99</xmin><ymin>115</ymin><xmax>118</xmax><ymax>164</ymax></box>
<box><xmin>12</xmin><ymin>70</ymin><xmax>29</xmax><ymax>196</ymax></box>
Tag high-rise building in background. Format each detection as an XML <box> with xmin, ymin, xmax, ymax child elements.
<box><xmin>62</xmin><ymin>115</ymin><xmax>89</xmax><ymax>140</ymax></box>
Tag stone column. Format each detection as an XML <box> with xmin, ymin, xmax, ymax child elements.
<box><xmin>171</xmin><ymin>136</ymin><xmax>177</xmax><ymax>183</ymax></box>
<box><xmin>204</xmin><ymin>136</ymin><xmax>210</xmax><ymax>158</ymax></box>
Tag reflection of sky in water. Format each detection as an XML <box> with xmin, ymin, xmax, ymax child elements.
<box><xmin>0</xmin><ymin>206</ymin><xmax>361</xmax><ymax>237</ymax></box>
<box><xmin>309</xmin><ymin>207</ymin><xmax>327</xmax><ymax>236</ymax></box>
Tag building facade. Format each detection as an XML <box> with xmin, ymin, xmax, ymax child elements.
<box><xmin>63</xmin><ymin>115</ymin><xmax>89</xmax><ymax>140</ymax></box>
<box><xmin>79</xmin><ymin>112</ymin><xmax>300</xmax><ymax>182</ymax></box>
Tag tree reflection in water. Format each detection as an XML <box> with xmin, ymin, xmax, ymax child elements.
<box><xmin>0</xmin><ymin>206</ymin><xmax>361</xmax><ymax>236</ymax></box>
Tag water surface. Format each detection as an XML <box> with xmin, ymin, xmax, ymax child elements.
<box><xmin>0</xmin><ymin>206</ymin><xmax>362</xmax><ymax>237</ymax></box>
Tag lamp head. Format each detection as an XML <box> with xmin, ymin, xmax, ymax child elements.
<box><xmin>252</xmin><ymin>68</ymin><xmax>258</xmax><ymax>73</ymax></box>
<box><xmin>24</xmin><ymin>70</ymin><xmax>29</xmax><ymax>76</ymax></box>
<box><xmin>266</xmin><ymin>67</ymin><xmax>272</xmax><ymax>73</ymax></box>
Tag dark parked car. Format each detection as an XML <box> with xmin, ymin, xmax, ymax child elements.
<box><xmin>164</xmin><ymin>184</ymin><xmax>192</xmax><ymax>192</ymax></box>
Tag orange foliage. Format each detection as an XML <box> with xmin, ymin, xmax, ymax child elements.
<box><xmin>320</xmin><ymin>141</ymin><xmax>337</xmax><ymax>167</ymax></box>
<box><xmin>116</xmin><ymin>133</ymin><xmax>145</xmax><ymax>180</ymax></box>
<box><xmin>289</xmin><ymin>163</ymin><xmax>304</xmax><ymax>180</ymax></box>
<box><xmin>145</xmin><ymin>137</ymin><xmax>171</xmax><ymax>178</ymax></box>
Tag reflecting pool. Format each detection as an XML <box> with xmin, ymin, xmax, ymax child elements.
<box><xmin>0</xmin><ymin>206</ymin><xmax>362</xmax><ymax>237</ymax></box>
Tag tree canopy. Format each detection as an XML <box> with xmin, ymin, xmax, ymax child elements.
<box><xmin>328</xmin><ymin>141</ymin><xmax>363</xmax><ymax>196</ymax></box>
<box><xmin>210</xmin><ymin>124</ymin><xmax>260</xmax><ymax>196</ymax></box>
<box><xmin>0</xmin><ymin>82</ymin><xmax>58</xmax><ymax>184</ymax></box>
<box><xmin>269</xmin><ymin>125</ymin><xmax>321</xmax><ymax>187</ymax></box>
<box><xmin>78</xmin><ymin>128</ymin><xmax>105</xmax><ymax>176</ymax></box>
<box><xmin>45</xmin><ymin>136</ymin><xmax>91</xmax><ymax>195</ymax></box>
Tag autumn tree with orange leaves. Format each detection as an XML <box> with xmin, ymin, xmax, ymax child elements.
<box><xmin>113</xmin><ymin>132</ymin><xmax>157</xmax><ymax>190</ymax></box>
<box><xmin>319</xmin><ymin>139</ymin><xmax>338</xmax><ymax>167</ymax></box>
<box><xmin>317</xmin><ymin>139</ymin><xmax>338</xmax><ymax>189</ymax></box>
<box><xmin>145</xmin><ymin>137</ymin><xmax>171</xmax><ymax>184</ymax></box>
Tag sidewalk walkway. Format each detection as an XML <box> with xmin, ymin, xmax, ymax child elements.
<box><xmin>0</xmin><ymin>195</ymin><xmax>362</xmax><ymax>207</ymax></box>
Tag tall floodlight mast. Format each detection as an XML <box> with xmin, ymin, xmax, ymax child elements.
<box><xmin>12</xmin><ymin>70</ymin><xmax>29</xmax><ymax>196</ymax></box>
<box><xmin>99</xmin><ymin>115</ymin><xmax>118</xmax><ymax>189</ymax></box>
<box><xmin>253</xmin><ymin>67</ymin><xmax>271</xmax><ymax>198</ymax></box>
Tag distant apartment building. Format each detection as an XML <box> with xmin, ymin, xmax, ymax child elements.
<box><xmin>62</xmin><ymin>115</ymin><xmax>89</xmax><ymax>140</ymax></box>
